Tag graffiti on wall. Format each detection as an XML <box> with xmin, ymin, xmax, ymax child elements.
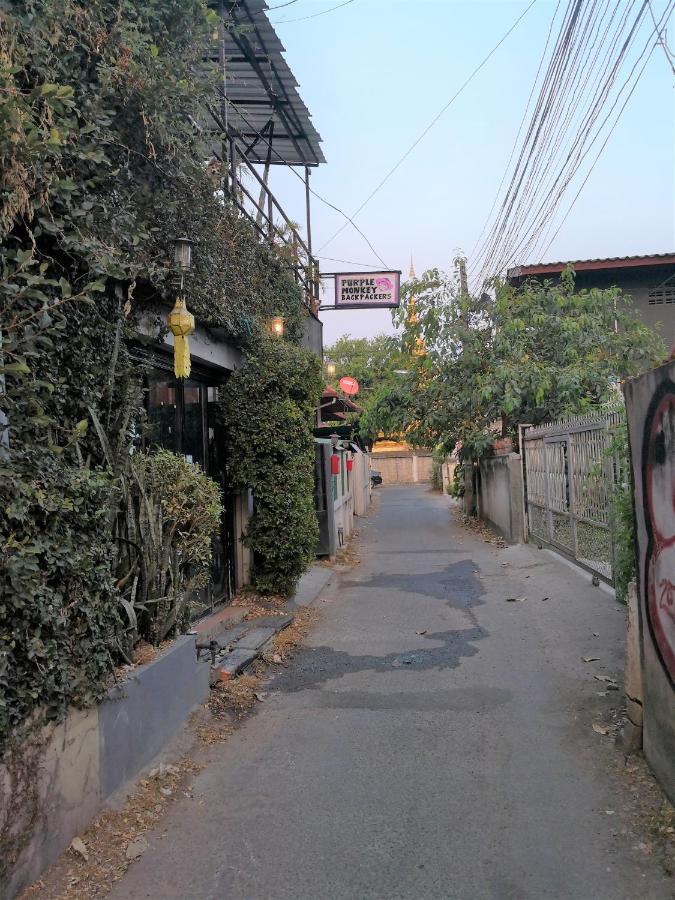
<box><xmin>642</xmin><ymin>378</ymin><xmax>675</xmax><ymax>686</ymax></box>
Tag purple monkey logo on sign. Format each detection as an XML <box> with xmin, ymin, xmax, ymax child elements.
<box><xmin>643</xmin><ymin>379</ymin><xmax>675</xmax><ymax>685</ymax></box>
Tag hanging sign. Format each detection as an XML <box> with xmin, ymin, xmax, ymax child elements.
<box><xmin>334</xmin><ymin>271</ymin><xmax>401</xmax><ymax>309</ymax></box>
<box><xmin>339</xmin><ymin>376</ymin><xmax>359</xmax><ymax>396</ymax></box>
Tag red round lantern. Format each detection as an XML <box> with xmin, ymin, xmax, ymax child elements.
<box><xmin>330</xmin><ymin>453</ymin><xmax>340</xmax><ymax>475</ymax></box>
<box><xmin>339</xmin><ymin>376</ymin><xmax>359</xmax><ymax>396</ymax></box>
<box><xmin>346</xmin><ymin>458</ymin><xmax>353</xmax><ymax>472</ymax></box>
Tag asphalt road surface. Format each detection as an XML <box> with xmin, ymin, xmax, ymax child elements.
<box><xmin>110</xmin><ymin>485</ymin><xmax>673</xmax><ymax>900</ymax></box>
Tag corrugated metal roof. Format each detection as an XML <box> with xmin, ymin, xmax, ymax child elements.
<box><xmin>205</xmin><ymin>0</ymin><xmax>324</xmax><ymax>167</ymax></box>
<box><xmin>508</xmin><ymin>253</ymin><xmax>675</xmax><ymax>279</ymax></box>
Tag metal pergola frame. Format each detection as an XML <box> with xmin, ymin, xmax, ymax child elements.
<box><xmin>199</xmin><ymin>1</ymin><xmax>324</xmax><ymax>314</ymax></box>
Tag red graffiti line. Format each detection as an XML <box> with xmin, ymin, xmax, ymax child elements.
<box><xmin>658</xmin><ymin>577</ymin><xmax>675</xmax><ymax>625</ymax></box>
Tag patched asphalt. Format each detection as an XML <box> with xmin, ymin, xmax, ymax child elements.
<box><xmin>109</xmin><ymin>485</ymin><xmax>673</xmax><ymax>900</ymax></box>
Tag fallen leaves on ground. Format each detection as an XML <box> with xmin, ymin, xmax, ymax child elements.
<box><xmin>209</xmin><ymin>674</ymin><xmax>261</xmax><ymax>716</ymax></box>
<box><xmin>319</xmin><ymin>531</ymin><xmax>361</xmax><ymax>569</ymax></box>
<box><xmin>262</xmin><ymin>607</ymin><xmax>319</xmax><ymax>665</ymax></box>
<box><xmin>113</xmin><ymin>640</ymin><xmax>170</xmax><ymax>680</ymax></box>
<box><xmin>614</xmin><ymin>754</ymin><xmax>675</xmax><ymax>877</ymax></box>
<box><xmin>231</xmin><ymin>590</ymin><xmax>287</xmax><ymax>620</ymax></box>
<box><xmin>21</xmin><ymin>758</ymin><xmax>201</xmax><ymax>900</ymax></box>
<box><xmin>453</xmin><ymin>510</ymin><xmax>507</xmax><ymax>548</ymax></box>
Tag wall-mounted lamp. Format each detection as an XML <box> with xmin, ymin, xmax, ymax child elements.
<box><xmin>325</xmin><ymin>360</ymin><xmax>336</xmax><ymax>379</ymax></box>
<box><xmin>173</xmin><ymin>236</ymin><xmax>194</xmax><ymax>270</ymax></box>
<box><xmin>169</xmin><ymin>237</ymin><xmax>195</xmax><ymax>379</ymax></box>
<box><xmin>270</xmin><ymin>315</ymin><xmax>285</xmax><ymax>338</ymax></box>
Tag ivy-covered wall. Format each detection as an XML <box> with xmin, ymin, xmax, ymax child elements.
<box><xmin>0</xmin><ymin>0</ymin><xmax>315</xmax><ymax>754</ymax></box>
<box><xmin>220</xmin><ymin>340</ymin><xmax>323</xmax><ymax>596</ymax></box>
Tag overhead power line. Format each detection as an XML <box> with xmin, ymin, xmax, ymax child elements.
<box><xmin>272</xmin><ymin>0</ymin><xmax>355</xmax><ymax>25</ymax></box>
<box><xmin>266</xmin><ymin>0</ymin><xmax>300</xmax><ymax>10</ymax></box>
<box><xmin>647</xmin><ymin>0</ymin><xmax>675</xmax><ymax>70</ymax></box>
<box><xmin>469</xmin><ymin>0</ymin><xmax>562</xmax><ymax>261</ymax></box>
<box><xmin>317</xmin><ymin>0</ymin><xmax>538</xmax><ymax>254</ymax></box>
<box><xmin>470</xmin><ymin>0</ymin><xmax>673</xmax><ymax>288</ymax></box>
<box><xmin>209</xmin><ymin>97</ymin><xmax>390</xmax><ymax>267</ymax></box>
<box><xmin>317</xmin><ymin>255</ymin><xmax>384</xmax><ymax>268</ymax></box>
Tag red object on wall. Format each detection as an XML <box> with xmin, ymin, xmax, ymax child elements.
<box><xmin>346</xmin><ymin>458</ymin><xmax>353</xmax><ymax>472</ymax></box>
<box><xmin>330</xmin><ymin>453</ymin><xmax>340</xmax><ymax>475</ymax></box>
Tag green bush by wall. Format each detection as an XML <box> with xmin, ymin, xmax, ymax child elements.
<box><xmin>220</xmin><ymin>340</ymin><xmax>323</xmax><ymax>596</ymax></box>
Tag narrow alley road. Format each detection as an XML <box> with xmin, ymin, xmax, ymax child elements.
<box><xmin>111</xmin><ymin>485</ymin><xmax>672</xmax><ymax>900</ymax></box>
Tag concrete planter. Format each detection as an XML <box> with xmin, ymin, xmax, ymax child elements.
<box><xmin>100</xmin><ymin>635</ymin><xmax>210</xmax><ymax>798</ymax></box>
<box><xmin>3</xmin><ymin>634</ymin><xmax>210</xmax><ymax>898</ymax></box>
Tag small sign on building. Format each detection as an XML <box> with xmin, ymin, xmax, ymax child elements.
<box><xmin>334</xmin><ymin>271</ymin><xmax>401</xmax><ymax>309</ymax></box>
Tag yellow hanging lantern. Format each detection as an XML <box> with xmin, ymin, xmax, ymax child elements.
<box><xmin>167</xmin><ymin>297</ymin><xmax>195</xmax><ymax>379</ymax></box>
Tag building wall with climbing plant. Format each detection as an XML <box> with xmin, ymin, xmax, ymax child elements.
<box><xmin>0</xmin><ymin>0</ymin><xmax>322</xmax><ymax>786</ymax></box>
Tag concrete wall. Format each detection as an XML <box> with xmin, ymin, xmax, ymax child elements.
<box><xmin>100</xmin><ymin>637</ymin><xmax>210</xmax><ymax>798</ymax></box>
<box><xmin>372</xmin><ymin>451</ymin><xmax>433</xmax><ymax>484</ymax></box>
<box><xmin>476</xmin><ymin>452</ymin><xmax>526</xmax><ymax>544</ymax></box>
<box><xmin>441</xmin><ymin>457</ymin><xmax>457</xmax><ymax>493</ymax></box>
<box><xmin>352</xmin><ymin>451</ymin><xmax>371</xmax><ymax>516</ymax></box>
<box><xmin>2</xmin><ymin>707</ymin><xmax>102</xmax><ymax>899</ymax></box>
<box><xmin>623</xmin><ymin>360</ymin><xmax>675</xmax><ymax>803</ymax></box>
<box><xmin>2</xmin><ymin>636</ymin><xmax>211</xmax><ymax>898</ymax></box>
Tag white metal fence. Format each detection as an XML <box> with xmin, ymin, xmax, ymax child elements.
<box><xmin>522</xmin><ymin>406</ymin><xmax>625</xmax><ymax>583</ymax></box>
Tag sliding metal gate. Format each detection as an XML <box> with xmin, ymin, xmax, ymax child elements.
<box><xmin>522</xmin><ymin>407</ymin><xmax>624</xmax><ymax>583</ymax></box>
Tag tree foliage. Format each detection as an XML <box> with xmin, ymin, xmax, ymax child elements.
<box><xmin>387</xmin><ymin>266</ymin><xmax>666</xmax><ymax>453</ymax></box>
<box><xmin>323</xmin><ymin>334</ymin><xmax>414</xmax><ymax>441</ymax></box>
<box><xmin>220</xmin><ymin>340</ymin><xmax>323</xmax><ymax>596</ymax></box>
<box><xmin>324</xmin><ymin>334</ymin><xmax>409</xmax><ymax>401</ymax></box>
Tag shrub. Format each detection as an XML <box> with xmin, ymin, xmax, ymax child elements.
<box><xmin>220</xmin><ymin>340</ymin><xmax>322</xmax><ymax>595</ymax></box>
<box><xmin>0</xmin><ymin>453</ymin><xmax>120</xmax><ymax>753</ymax></box>
<box><xmin>118</xmin><ymin>450</ymin><xmax>224</xmax><ymax>645</ymax></box>
<box><xmin>607</xmin><ymin>425</ymin><xmax>635</xmax><ymax>604</ymax></box>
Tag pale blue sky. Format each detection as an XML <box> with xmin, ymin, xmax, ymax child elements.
<box><xmin>262</xmin><ymin>0</ymin><xmax>675</xmax><ymax>345</ymax></box>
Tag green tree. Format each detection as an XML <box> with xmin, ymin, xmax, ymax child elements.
<box><xmin>323</xmin><ymin>334</ymin><xmax>414</xmax><ymax>440</ymax></box>
<box><xmin>324</xmin><ymin>334</ymin><xmax>408</xmax><ymax>399</ymax></box>
<box><xmin>386</xmin><ymin>266</ymin><xmax>665</xmax><ymax>454</ymax></box>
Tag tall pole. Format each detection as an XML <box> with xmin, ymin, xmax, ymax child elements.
<box><xmin>456</xmin><ymin>255</ymin><xmax>469</xmax><ymax>296</ymax></box>
<box><xmin>219</xmin><ymin>1</ymin><xmax>230</xmax><ymax>194</ymax></box>
<box><xmin>304</xmin><ymin>165</ymin><xmax>312</xmax><ymax>254</ymax></box>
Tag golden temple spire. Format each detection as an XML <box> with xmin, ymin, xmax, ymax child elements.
<box><xmin>406</xmin><ymin>253</ymin><xmax>424</xmax><ymax>357</ymax></box>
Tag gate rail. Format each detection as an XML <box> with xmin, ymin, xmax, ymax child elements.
<box><xmin>522</xmin><ymin>405</ymin><xmax>625</xmax><ymax>584</ymax></box>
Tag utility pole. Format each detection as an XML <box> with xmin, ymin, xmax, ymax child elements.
<box><xmin>454</xmin><ymin>254</ymin><xmax>468</xmax><ymax>296</ymax></box>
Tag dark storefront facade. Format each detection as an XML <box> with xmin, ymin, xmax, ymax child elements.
<box><xmin>139</xmin><ymin>346</ymin><xmax>238</xmax><ymax>619</ymax></box>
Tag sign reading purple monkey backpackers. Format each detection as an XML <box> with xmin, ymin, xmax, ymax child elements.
<box><xmin>334</xmin><ymin>272</ymin><xmax>401</xmax><ymax>309</ymax></box>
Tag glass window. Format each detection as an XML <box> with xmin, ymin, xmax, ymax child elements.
<box><xmin>147</xmin><ymin>370</ymin><xmax>177</xmax><ymax>452</ymax></box>
<box><xmin>182</xmin><ymin>379</ymin><xmax>206</xmax><ymax>470</ymax></box>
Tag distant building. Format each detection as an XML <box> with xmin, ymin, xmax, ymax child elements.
<box><xmin>507</xmin><ymin>253</ymin><xmax>675</xmax><ymax>338</ymax></box>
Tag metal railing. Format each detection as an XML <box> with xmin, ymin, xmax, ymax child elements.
<box><xmin>207</xmin><ymin>107</ymin><xmax>321</xmax><ymax>316</ymax></box>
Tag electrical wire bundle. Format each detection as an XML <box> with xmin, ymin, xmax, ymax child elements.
<box><xmin>470</xmin><ymin>0</ymin><xmax>674</xmax><ymax>290</ymax></box>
